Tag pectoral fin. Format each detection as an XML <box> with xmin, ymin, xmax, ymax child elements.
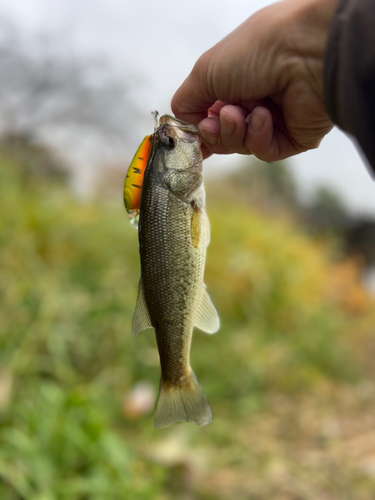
<box><xmin>205</xmin><ymin>212</ymin><xmax>211</xmax><ymax>246</ymax></box>
<box><xmin>191</xmin><ymin>202</ymin><xmax>202</xmax><ymax>249</ymax></box>
<box><xmin>193</xmin><ymin>286</ymin><xmax>220</xmax><ymax>334</ymax></box>
<box><xmin>132</xmin><ymin>277</ymin><xmax>153</xmax><ymax>337</ymax></box>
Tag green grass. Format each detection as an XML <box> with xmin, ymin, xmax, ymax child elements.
<box><xmin>0</xmin><ymin>151</ymin><xmax>374</xmax><ymax>499</ymax></box>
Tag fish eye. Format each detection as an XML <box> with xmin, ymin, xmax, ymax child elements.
<box><xmin>163</xmin><ymin>136</ymin><xmax>175</xmax><ymax>150</ymax></box>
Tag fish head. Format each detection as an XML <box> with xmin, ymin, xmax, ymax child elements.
<box><xmin>156</xmin><ymin>115</ymin><xmax>202</xmax><ymax>173</ymax></box>
<box><xmin>124</xmin><ymin>114</ymin><xmax>204</xmax><ymax>227</ymax></box>
<box><xmin>154</xmin><ymin>115</ymin><xmax>204</xmax><ymax>202</ymax></box>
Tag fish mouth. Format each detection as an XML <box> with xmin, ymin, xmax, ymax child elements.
<box><xmin>159</xmin><ymin>115</ymin><xmax>199</xmax><ymax>138</ymax></box>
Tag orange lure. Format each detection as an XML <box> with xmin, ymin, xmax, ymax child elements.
<box><xmin>124</xmin><ymin>135</ymin><xmax>153</xmax><ymax>218</ymax></box>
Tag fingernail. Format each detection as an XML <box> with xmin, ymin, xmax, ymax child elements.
<box><xmin>221</xmin><ymin>114</ymin><xmax>235</xmax><ymax>136</ymax></box>
<box><xmin>200</xmin><ymin>128</ymin><xmax>218</xmax><ymax>145</ymax></box>
<box><xmin>249</xmin><ymin>111</ymin><xmax>265</xmax><ymax>133</ymax></box>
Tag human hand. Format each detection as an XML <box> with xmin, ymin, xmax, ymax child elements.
<box><xmin>172</xmin><ymin>0</ymin><xmax>338</xmax><ymax>161</ymax></box>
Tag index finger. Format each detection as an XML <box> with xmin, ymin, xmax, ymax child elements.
<box><xmin>171</xmin><ymin>55</ymin><xmax>218</xmax><ymax>123</ymax></box>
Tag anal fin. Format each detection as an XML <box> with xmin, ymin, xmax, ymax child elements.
<box><xmin>132</xmin><ymin>277</ymin><xmax>153</xmax><ymax>337</ymax></box>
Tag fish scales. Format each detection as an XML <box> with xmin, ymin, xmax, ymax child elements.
<box><xmin>140</xmin><ymin>177</ymin><xmax>206</xmax><ymax>384</ymax></box>
<box><xmin>126</xmin><ymin>115</ymin><xmax>220</xmax><ymax>428</ymax></box>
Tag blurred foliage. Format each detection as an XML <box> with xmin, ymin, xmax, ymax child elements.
<box><xmin>311</xmin><ymin>186</ymin><xmax>347</xmax><ymax>217</ymax></box>
<box><xmin>0</xmin><ymin>133</ymin><xmax>69</xmax><ymax>186</ymax></box>
<box><xmin>225</xmin><ymin>158</ymin><xmax>297</xmax><ymax>212</ymax></box>
<box><xmin>1</xmin><ymin>146</ymin><xmax>375</xmax><ymax>499</ymax></box>
<box><xmin>302</xmin><ymin>185</ymin><xmax>349</xmax><ymax>234</ymax></box>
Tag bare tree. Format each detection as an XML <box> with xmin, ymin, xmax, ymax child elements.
<box><xmin>0</xmin><ymin>18</ymin><xmax>138</xmax><ymax>177</ymax></box>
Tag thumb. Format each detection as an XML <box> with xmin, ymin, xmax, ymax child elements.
<box><xmin>171</xmin><ymin>54</ymin><xmax>218</xmax><ymax>124</ymax></box>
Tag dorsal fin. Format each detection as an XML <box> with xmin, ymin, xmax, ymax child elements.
<box><xmin>193</xmin><ymin>286</ymin><xmax>220</xmax><ymax>334</ymax></box>
<box><xmin>132</xmin><ymin>277</ymin><xmax>153</xmax><ymax>337</ymax></box>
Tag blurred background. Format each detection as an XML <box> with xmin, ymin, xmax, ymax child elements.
<box><xmin>1</xmin><ymin>0</ymin><xmax>375</xmax><ymax>498</ymax></box>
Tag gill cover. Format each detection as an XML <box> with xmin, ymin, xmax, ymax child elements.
<box><xmin>124</xmin><ymin>135</ymin><xmax>153</xmax><ymax>222</ymax></box>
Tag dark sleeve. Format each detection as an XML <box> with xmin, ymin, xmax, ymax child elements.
<box><xmin>324</xmin><ymin>0</ymin><xmax>375</xmax><ymax>173</ymax></box>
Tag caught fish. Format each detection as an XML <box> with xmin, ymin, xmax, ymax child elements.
<box><xmin>124</xmin><ymin>114</ymin><xmax>219</xmax><ymax>428</ymax></box>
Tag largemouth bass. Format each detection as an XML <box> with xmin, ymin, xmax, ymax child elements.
<box><xmin>124</xmin><ymin>114</ymin><xmax>219</xmax><ymax>428</ymax></box>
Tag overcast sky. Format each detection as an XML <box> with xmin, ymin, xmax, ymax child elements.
<box><xmin>1</xmin><ymin>0</ymin><xmax>375</xmax><ymax>214</ymax></box>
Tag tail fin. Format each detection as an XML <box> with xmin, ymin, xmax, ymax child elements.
<box><xmin>154</xmin><ymin>370</ymin><xmax>213</xmax><ymax>429</ymax></box>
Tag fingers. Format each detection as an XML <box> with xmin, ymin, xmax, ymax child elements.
<box><xmin>244</xmin><ymin>107</ymin><xmax>302</xmax><ymax>161</ymax></box>
<box><xmin>198</xmin><ymin>104</ymin><xmax>302</xmax><ymax>161</ymax></box>
<box><xmin>199</xmin><ymin>104</ymin><xmax>251</xmax><ymax>156</ymax></box>
<box><xmin>199</xmin><ymin>116</ymin><xmax>236</xmax><ymax>157</ymax></box>
<box><xmin>219</xmin><ymin>105</ymin><xmax>249</xmax><ymax>154</ymax></box>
